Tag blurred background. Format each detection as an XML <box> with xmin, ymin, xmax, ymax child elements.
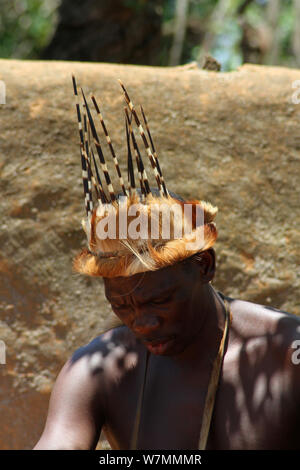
<box><xmin>0</xmin><ymin>0</ymin><xmax>300</xmax><ymax>71</ymax></box>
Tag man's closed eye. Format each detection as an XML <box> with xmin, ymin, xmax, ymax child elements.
<box><xmin>111</xmin><ymin>303</ymin><xmax>130</xmax><ymax>311</ymax></box>
<box><xmin>151</xmin><ymin>295</ymin><xmax>172</xmax><ymax>305</ymax></box>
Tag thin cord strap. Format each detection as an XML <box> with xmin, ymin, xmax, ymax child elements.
<box><xmin>198</xmin><ymin>299</ymin><xmax>232</xmax><ymax>450</ymax></box>
<box><xmin>130</xmin><ymin>349</ymin><xmax>150</xmax><ymax>450</ymax></box>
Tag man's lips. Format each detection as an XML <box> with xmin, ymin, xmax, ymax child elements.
<box><xmin>143</xmin><ymin>335</ymin><xmax>175</xmax><ymax>346</ymax></box>
<box><xmin>141</xmin><ymin>335</ymin><xmax>176</xmax><ymax>354</ymax></box>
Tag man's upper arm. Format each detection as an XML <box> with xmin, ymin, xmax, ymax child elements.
<box><xmin>34</xmin><ymin>344</ymin><xmax>106</xmax><ymax>450</ymax></box>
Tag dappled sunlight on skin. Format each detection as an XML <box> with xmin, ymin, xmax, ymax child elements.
<box><xmin>34</xmin><ymin>284</ymin><xmax>300</xmax><ymax>450</ymax></box>
<box><xmin>211</xmin><ymin>310</ymin><xmax>300</xmax><ymax>450</ymax></box>
<box><xmin>68</xmin><ymin>327</ymin><xmax>139</xmax><ymax>382</ymax></box>
<box><xmin>252</xmin><ymin>374</ymin><xmax>268</xmax><ymax>412</ymax></box>
<box><xmin>88</xmin><ymin>351</ymin><xmax>104</xmax><ymax>374</ymax></box>
<box><xmin>43</xmin><ymin>252</ymin><xmax>300</xmax><ymax>450</ymax></box>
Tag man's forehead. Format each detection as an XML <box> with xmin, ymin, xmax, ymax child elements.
<box><xmin>104</xmin><ymin>264</ymin><xmax>182</xmax><ymax>299</ymax></box>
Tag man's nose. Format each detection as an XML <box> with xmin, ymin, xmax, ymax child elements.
<box><xmin>132</xmin><ymin>311</ymin><xmax>160</xmax><ymax>334</ymax></box>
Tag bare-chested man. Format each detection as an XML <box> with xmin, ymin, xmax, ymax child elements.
<box><xmin>34</xmin><ymin>78</ymin><xmax>300</xmax><ymax>450</ymax></box>
<box><xmin>34</xmin><ymin>248</ymin><xmax>300</xmax><ymax>450</ymax></box>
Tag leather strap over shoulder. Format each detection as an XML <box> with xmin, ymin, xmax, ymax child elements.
<box><xmin>198</xmin><ymin>296</ymin><xmax>232</xmax><ymax>449</ymax></box>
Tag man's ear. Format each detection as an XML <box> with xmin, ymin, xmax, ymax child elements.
<box><xmin>194</xmin><ymin>248</ymin><xmax>216</xmax><ymax>283</ymax></box>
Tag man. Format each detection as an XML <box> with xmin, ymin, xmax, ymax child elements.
<box><xmin>34</xmin><ymin>78</ymin><xmax>300</xmax><ymax>450</ymax></box>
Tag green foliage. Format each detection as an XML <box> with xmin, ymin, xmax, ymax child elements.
<box><xmin>0</xmin><ymin>0</ymin><xmax>298</xmax><ymax>70</ymax></box>
<box><xmin>276</xmin><ymin>1</ymin><xmax>294</xmax><ymax>64</ymax></box>
<box><xmin>209</xmin><ymin>18</ymin><xmax>243</xmax><ymax>71</ymax></box>
<box><xmin>0</xmin><ymin>0</ymin><xmax>58</xmax><ymax>59</ymax></box>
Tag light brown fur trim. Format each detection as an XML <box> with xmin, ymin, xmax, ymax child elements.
<box><xmin>73</xmin><ymin>223</ymin><xmax>217</xmax><ymax>278</ymax></box>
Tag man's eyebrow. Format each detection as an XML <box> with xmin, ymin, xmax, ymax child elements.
<box><xmin>106</xmin><ymin>284</ymin><xmax>177</xmax><ymax>304</ymax></box>
<box><xmin>138</xmin><ymin>285</ymin><xmax>177</xmax><ymax>304</ymax></box>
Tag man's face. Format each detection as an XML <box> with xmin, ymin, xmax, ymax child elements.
<box><xmin>104</xmin><ymin>261</ymin><xmax>204</xmax><ymax>356</ymax></box>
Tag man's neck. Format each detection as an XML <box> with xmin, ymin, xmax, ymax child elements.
<box><xmin>166</xmin><ymin>284</ymin><xmax>228</xmax><ymax>367</ymax></box>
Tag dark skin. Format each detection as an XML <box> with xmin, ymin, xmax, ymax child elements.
<box><xmin>34</xmin><ymin>249</ymin><xmax>300</xmax><ymax>449</ymax></box>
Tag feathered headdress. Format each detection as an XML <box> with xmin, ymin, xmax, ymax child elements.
<box><xmin>72</xmin><ymin>76</ymin><xmax>218</xmax><ymax>278</ymax></box>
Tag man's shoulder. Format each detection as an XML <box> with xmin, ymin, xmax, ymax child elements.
<box><xmin>223</xmin><ymin>293</ymin><xmax>300</xmax><ymax>368</ymax></box>
<box><xmin>224</xmin><ymin>293</ymin><xmax>300</xmax><ymax>338</ymax></box>
<box><xmin>73</xmin><ymin>323</ymin><xmax>139</xmax><ymax>356</ymax></box>
<box><xmin>223</xmin><ymin>294</ymin><xmax>300</xmax><ymax>404</ymax></box>
<box><xmin>68</xmin><ymin>324</ymin><xmax>141</xmax><ymax>383</ymax></box>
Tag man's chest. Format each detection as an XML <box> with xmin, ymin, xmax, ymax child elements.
<box><xmin>103</xmin><ymin>356</ymin><xmax>212</xmax><ymax>449</ymax></box>
<box><xmin>102</xmin><ymin>350</ymin><xmax>295</xmax><ymax>450</ymax></box>
<box><xmin>104</xmin><ymin>390</ymin><xmax>208</xmax><ymax>449</ymax></box>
